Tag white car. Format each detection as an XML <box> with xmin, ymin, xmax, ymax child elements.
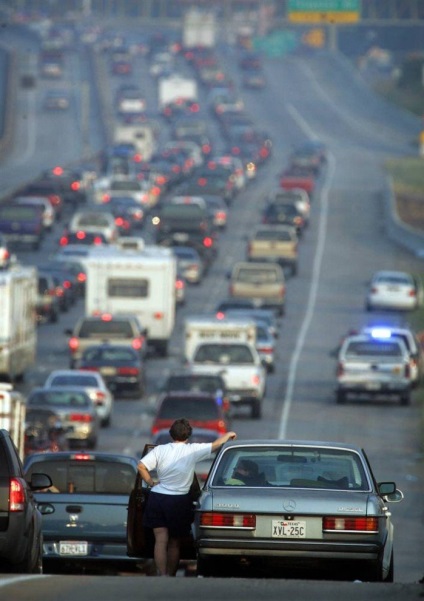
<box><xmin>365</xmin><ymin>270</ymin><xmax>423</xmax><ymax>312</ymax></box>
<box><xmin>68</xmin><ymin>209</ymin><xmax>118</xmax><ymax>243</ymax></box>
<box><xmin>43</xmin><ymin>369</ymin><xmax>114</xmax><ymax>427</ymax></box>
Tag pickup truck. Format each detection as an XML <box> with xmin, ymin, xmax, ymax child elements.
<box><xmin>188</xmin><ymin>341</ymin><xmax>266</xmax><ymax>419</ymax></box>
<box><xmin>336</xmin><ymin>334</ymin><xmax>412</xmax><ymax>405</ymax></box>
<box><xmin>246</xmin><ymin>225</ymin><xmax>298</xmax><ymax>275</ymax></box>
<box><xmin>229</xmin><ymin>261</ymin><xmax>286</xmax><ymax>316</ymax></box>
<box><xmin>23</xmin><ymin>451</ymin><xmax>139</xmax><ymax>572</ymax></box>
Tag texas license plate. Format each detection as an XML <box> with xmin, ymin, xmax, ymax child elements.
<box><xmin>59</xmin><ymin>541</ymin><xmax>88</xmax><ymax>556</ymax></box>
<box><xmin>272</xmin><ymin>520</ymin><xmax>306</xmax><ymax>538</ymax></box>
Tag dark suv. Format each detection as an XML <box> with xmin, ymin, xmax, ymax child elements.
<box><xmin>0</xmin><ymin>429</ymin><xmax>52</xmax><ymax>572</ymax></box>
<box><xmin>153</xmin><ymin>202</ymin><xmax>217</xmax><ymax>270</ymax></box>
<box><xmin>160</xmin><ymin>370</ymin><xmax>229</xmax><ymax>412</ymax></box>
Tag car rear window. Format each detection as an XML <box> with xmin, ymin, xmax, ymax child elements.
<box><xmin>234</xmin><ymin>268</ymin><xmax>280</xmax><ymax>284</ymax></box>
<box><xmin>24</xmin><ymin>460</ymin><xmax>135</xmax><ymax>494</ymax></box>
<box><xmin>0</xmin><ymin>205</ymin><xmax>41</xmax><ymax>220</ymax></box>
<box><xmin>160</xmin><ymin>204</ymin><xmax>207</xmax><ymax>220</ymax></box>
<box><xmin>165</xmin><ymin>375</ymin><xmax>223</xmax><ymax>393</ymax></box>
<box><xmin>158</xmin><ymin>397</ymin><xmax>219</xmax><ymax>420</ymax></box>
<box><xmin>194</xmin><ymin>344</ymin><xmax>254</xmax><ymax>364</ymax></box>
<box><xmin>346</xmin><ymin>341</ymin><xmax>403</xmax><ymax>357</ymax></box>
<box><xmin>107</xmin><ymin>279</ymin><xmax>149</xmax><ymax>298</ymax></box>
<box><xmin>212</xmin><ymin>447</ymin><xmax>369</xmax><ymax>490</ymax></box>
<box><xmin>255</xmin><ymin>230</ymin><xmax>293</xmax><ymax>241</ymax></box>
<box><xmin>50</xmin><ymin>375</ymin><xmax>99</xmax><ymax>387</ymax></box>
<box><xmin>78</xmin><ymin>320</ymin><xmax>133</xmax><ymax>338</ymax></box>
<box><xmin>28</xmin><ymin>391</ymin><xmax>90</xmax><ymax>408</ymax></box>
<box><xmin>83</xmin><ymin>347</ymin><xmax>137</xmax><ymax>362</ymax></box>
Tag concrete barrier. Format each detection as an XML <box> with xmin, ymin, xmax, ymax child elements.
<box><xmin>0</xmin><ymin>47</ymin><xmax>17</xmax><ymax>162</ymax></box>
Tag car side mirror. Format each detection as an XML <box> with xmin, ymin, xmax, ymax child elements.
<box><xmin>29</xmin><ymin>473</ymin><xmax>53</xmax><ymax>491</ymax></box>
<box><xmin>378</xmin><ymin>481</ymin><xmax>404</xmax><ymax>503</ymax></box>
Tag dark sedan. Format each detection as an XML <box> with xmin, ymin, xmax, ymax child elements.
<box><xmin>76</xmin><ymin>343</ymin><xmax>145</xmax><ymax>397</ymax></box>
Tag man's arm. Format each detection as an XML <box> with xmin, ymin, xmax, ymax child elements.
<box><xmin>137</xmin><ymin>462</ymin><xmax>155</xmax><ymax>487</ymax></box>
<box><xmin>211</xmin><ymin>431</ymin><xmax>237</xmax><ymax>453</ymax></box>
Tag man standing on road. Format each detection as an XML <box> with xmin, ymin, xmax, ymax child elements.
<box><xmin>138</xmin><ymin>418</ymin><xmax>237</xmax><ymax>576</ymax></box>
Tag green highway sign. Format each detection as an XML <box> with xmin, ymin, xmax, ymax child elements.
<box><xmin>288</xmin><ymin>0</ymin><xmax>361</xmax><ymax>23</ymax></box>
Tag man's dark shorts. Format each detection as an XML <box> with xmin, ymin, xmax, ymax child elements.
<box><xmin>143</xmin><ymin>491</ymin><xmax>193</xmax><ymax>537</ymax></box>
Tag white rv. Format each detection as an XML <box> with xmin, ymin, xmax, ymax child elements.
<box><xmin>0</xmin><ymin>265</ymin><xmax>37</xmax><ymax>382</ymax></box>
<box><xmin>83</xmin><ymin>244</ymin><xmax>176</xmax><ymax>356</ymax></box>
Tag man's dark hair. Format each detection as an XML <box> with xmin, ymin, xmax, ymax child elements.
<box><xmin>169</xmin><ymin>418</ymin><xmax>192</xmax><ymax>441</ymax></box>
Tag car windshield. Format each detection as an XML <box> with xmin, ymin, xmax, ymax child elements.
<box><xmin>194</xmin><ymin>344</ymin><xmax>254</xmax><ymax>364</ymax></box>
<box><xmin>212</xmin><ymin>447</ymin><xmax>370</xmax><ymax>490</ymax></box>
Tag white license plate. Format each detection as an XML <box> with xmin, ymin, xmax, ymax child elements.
<box><xmin>173</xmin><ymin>233</ymin><xmax>188</xmax><ymax>242</ymax></box>
<box><xmin>272</xmin><ymin>520</ymin><xmax>306</xmax><ymax>538</ymax></box>
<box><xmin>100</xmin><ymin>367</ymin><xmax>117</xmax><ymax>375</ymax></box>
<box><xmin>365</xmin><ymin>382</ymin><xmax>381</xmax><ymax>390</ymax></box>
<box><xmin>59</xmin><ymin>541</ymin><xmax>88</xmax><ymax>556</ymax></box>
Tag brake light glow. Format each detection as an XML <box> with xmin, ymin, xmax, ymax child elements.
<box><xmin>132</xmin><ymin>337</ymin><xmax>144</xmax><ymax>350</ymax></box>
<box><xmin>10</xmin><ymin>478</ymin><xmax>25</xmax><ymax>511</ymax></box>
<box><xmin>251</xmin><ymin>374</ymin><xmax>260</xmax><ymax>386</ymax></box>
<box><xmin>71</xmin><ymin>181</ymin><xmax>80</xmax><ymax>191</ymax></box>
<box><xmin>71</xmin><ymin>453</ymin><xmax>94</xmax><ymax>460</ymax></box>
<box><xmin>200</xmin><ymin>512</ymin><xmax>256</xmax><ymax>528</ymax></box>
<box><xmin>69</xmin><ymin>414</ymin><xmax>93</xmax><ymax>423</ymax></box>
<box><xmin>336</xmin><ymin>362</ymin><xmax>344</xmax><ymax>377</ymax></box>
<box><xmin>323</xmin><ymin>517</ymin><xmax>379</xmax><ymax>533</ymax></box>
<box><xmin>203</xmin><ymin>237</ymin><xmax>213</xmax><ymax>248</ymax></box>
<box><xmin>52</xmin><ymin>166</ymin><xmax>63</xmax><ymax>176</ymax></box>
<box><xmin>69</xmin><ymin>337</ymin><xmax>79</xmax><ymax>352</ymax></box>
<box><xmin>118</xmin><ymin>367</ymin><xmax>139</xmax><ymax>375</ymax></box>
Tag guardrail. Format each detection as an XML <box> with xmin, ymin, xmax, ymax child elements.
<box><xmin>0</xmin><ymin>46</ymin><xmax>17</xmax><ymax>163</ymax></box>
<box><xmin>384</xmin><ymin>176</ymin><xmax>424</xmax><ymax>258</ymax></box>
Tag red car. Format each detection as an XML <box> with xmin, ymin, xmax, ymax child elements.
<box><xmin>280</xmin><ymin>166</ymin><xmax>316</xmax><ymax>197</ymax></box>
<box><xmin>151</xmin><ymin>392</ymin><xmax>230</xmax><ymax>436</ymax></box>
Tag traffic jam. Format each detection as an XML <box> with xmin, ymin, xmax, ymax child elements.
<box><xmin>0</xmin><ymin>8</ymin><xmax>420</xmax><ymax>582</ymax></box>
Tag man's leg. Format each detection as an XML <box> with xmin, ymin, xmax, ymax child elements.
<box><xmin>166</xmin><ymin>537</ymin><xmax>181</xmax><ymax>576</ymax></box>
<box><xmin>153</xmin><ymin>527</ymin><xmax>169</xmax><ymax>576</ymax></box>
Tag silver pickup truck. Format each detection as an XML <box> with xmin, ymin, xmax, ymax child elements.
<box><xmin>188</xmin><ymin>341</ymin><xmax>267</xmax><ymax>419</ymax></box>
<box><xmin>336</xmin><ymin>334</ymin><xmax>412</xmax><ymax>405</ymax></box>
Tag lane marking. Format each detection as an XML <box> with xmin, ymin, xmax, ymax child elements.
<box><xmin>278</xmin><ymin>104</ymin><xmax>336</xmax><ymax>439</ymax></box>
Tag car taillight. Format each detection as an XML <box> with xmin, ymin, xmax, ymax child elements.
<box><xmin>79</xmin><ymin>366</ymin><xmax>98</xmax><ymax>372</ymax></box>
<box><xmin>337</xmin><ymin>362</ymin><xmax>344</xmax><ymax>377</ymax></box>
<box><xmin>71</xmin><ymin>181</ymin><xmax>80</xmax><ymax>191</ymax></box>
<box><xmin>175</xmin><ymin>279</ymin><xmax>184</xmax><ymax>290</ymax></box>
<box><xmin>118</xmin><ymin>367</ymin><xmax>139</xmax><ymax>375</ymax></box>
<box><xmin>70</xmin><ymin>414</ymin><xmax>93</xmax><ymax>422</ymax></box>
<box><xmin>93</xmin><ymin>391</ymin><xmax>106</xmax><ymax>405</ymax></box>
<box><xmin>408</xmin><ymin>289</ymin><xmax>417</xmax><ymax>297</ymax></box>
<box><xmin>217</xmin><ymin>420</ymin><xmax>227</xmax><ymax>434</ymax></box>
<box><xmin>59</xmin><ymin>236</ymin><xmax>68</xmax><ymax>246</ymax></box>
<box><xmin>132</xmin><ymin>337</ymin><xmax>144</xmax><ymax>350</ymax></box>
<box><xmin>216</xmin><ymin>211</ymin><xmax>226</xmax><ymax>221</ymax></box>
<box><xmin>259</xmin><ymin>346</ymin><xmax>273</xmax><ymax>354</ymax></box>
<box><xmin>251</xmin><ymin>374</ymin><xmax>260</xmax><ymax>386</ymax></box>
<box><xmin>278</xmin><ymin>284</ymin><xmax>285</xmax><ymax>297</ymax></box>
<box><xmin>77</xmin><ymin>273</ymin><xmax>87</xmax><ymax>283</ymax></box>
<box><xmin>200</xmin><ymin>513</ymin><xmax>256</xmax><ymax>528</ymax></box>
<box><xmin>405</xmin><ymin>363</ymin><xmax>411</xmax><ymax>378</ymax></box>
<box><xmin>323</xmin><ymin>517</ymin><xmax>379</xmax><ymax>533</ymax></box>
<box><xmin>10</xmin><ymin>478</ymin><xmax>25</xmax><ymax>512</ymax></box>
<box><xmin>69</xmin><ymin>337</ymin><xmax>79</xmax><ymax>352</ymax></box>
<box><xmin>203</xmin><ymin>237</ymin><xmax>213</xmax><ymax>248</ymax></box>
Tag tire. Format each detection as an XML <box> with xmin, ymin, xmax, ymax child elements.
<box><xmin>400</xmin><ymin>392</ymin><xmax>411</xmax><ymax>406</ymax></box>
<box><xmin>156</xmin><ymin>341</ymin><xmax>168</xmax><ymax>358</ymax></box>
<box><xmin>336</xmin><ymin>389</ymin><xmax>346</xmax><ymax>404</ymax></box>
<box><xmin>251</xmin><ymin>399</ymin><xmax>262</xmax><ymax>419</ymax></box>
<box><xmin>13</xmin><ymin>531</ymin><xmax>42</xmax><ymax>574</ymax></box>
<box><xmin>101</xmin><ymin>414</ymin><xmax>111</xmax><ymax>428</ymax></box>
<box><xmin>196</xmin><ymin>556</ymin><xmax>222</xmax><ymax>578</ymax></box>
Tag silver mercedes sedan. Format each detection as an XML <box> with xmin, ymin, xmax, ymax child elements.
<box><xmin>193</xmin><ymin>439</ymin><xmax>403</xmax><ymax>582</ymax></box>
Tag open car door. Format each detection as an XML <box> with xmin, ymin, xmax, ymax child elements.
<box><xmin>126</xmin><ymin>443</ymin><xmax>200</xmax><ymax>560</ymax></box>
